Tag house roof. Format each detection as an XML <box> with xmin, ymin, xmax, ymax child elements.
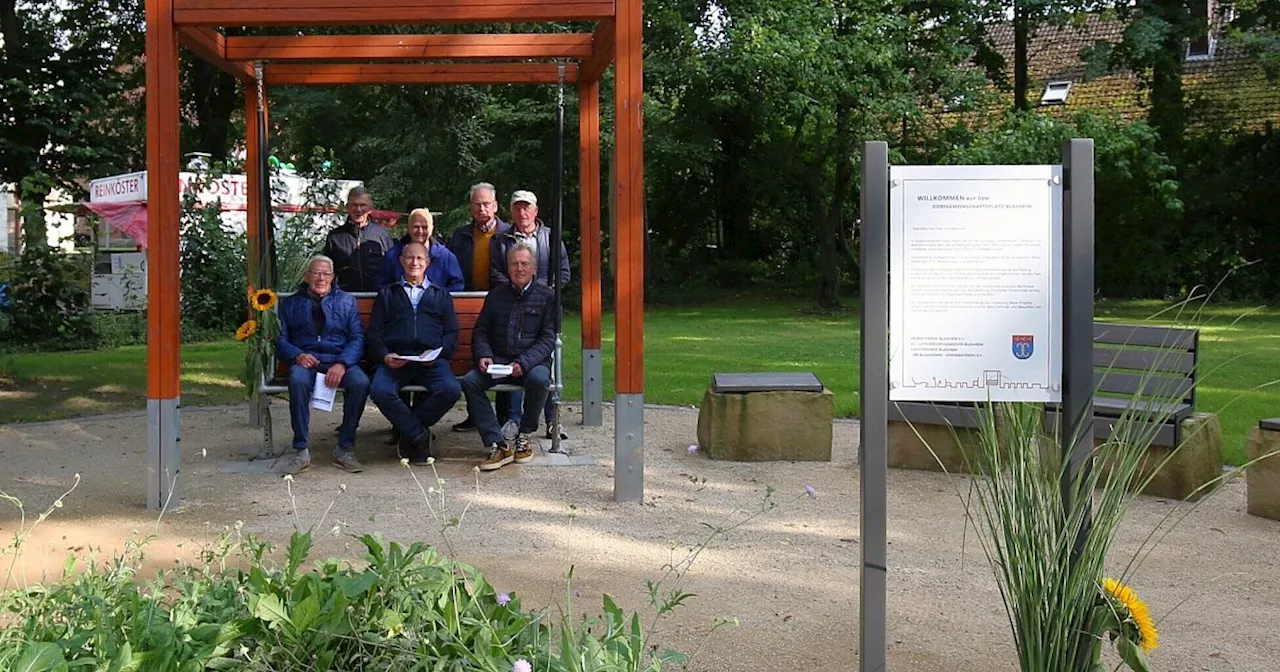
<box><xmin>960</xmin><ymin>13</ymin><xmax>1279</xmax><ymax>132</ymax></box>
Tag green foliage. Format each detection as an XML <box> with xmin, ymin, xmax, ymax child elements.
<box><xmin>1</xmin><ymin>239</ymin><xmax>95</xmax><ymax>351</ymax></box>
<box><xmin>180</xmin><ymin>171</ymin><xmax>248</xmax><ymax>336</ymax></box>
<box><xmin>0</xmin><ymin>527</ymin><xmax>681</xmax><ymax>672</ymax></box>
<box><xmin>938</xmin><ymin>111</ymin><xmax>1183</xmax><ymax>297</ymax></box>
<box><xmin>273</xmin><ymin>148</ymin><xmax>347</xmax><ymax>290</ymax></box>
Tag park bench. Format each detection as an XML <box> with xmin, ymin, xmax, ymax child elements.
<box><xmin>256</xmin><ymin>290</ymin><xmax>561</xmax><ymax>456</ymax></box>
<box><xmin>888</xmin><ymin>322</ymin><xmax>1222</xmax><ymax>499</ymax></box>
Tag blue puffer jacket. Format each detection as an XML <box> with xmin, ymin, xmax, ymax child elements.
<box><xmin>365</xmin><ymin>282</ymin><xmax>459</xmax><ymax>364</ymax></box>
<box><xmin>379</xmin><ymin>237</ymin><xmax>465</xmax><ymax>291</ymax></box>
<box><xmin>472</xmin><ymin>279</ymin><xmax>557</xmax><ymax>372</ymax></box>
<box><xmin>275</xmin><ymin>286</ymin><xmax>365</xmax><ymax>367</ymax></box>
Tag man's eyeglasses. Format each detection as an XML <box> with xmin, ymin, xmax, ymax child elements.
<box><xmin>308</xmin><ymin>271</ymin><xmax>334</xmax><ymax>277</ymax></box>
<box><xmin>470</xmin><ymin>201</ymin><xmax>496</xmax><ymax>207</ymax></box>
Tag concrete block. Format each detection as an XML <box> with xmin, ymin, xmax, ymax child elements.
<box><xmin>887</xmin><ymin>420</ymin><xmax>986</xmax><ymax>473</ymax></box>
<box><xmin>696</xmin><ymin>386</ymin><xmax>833</xmax><ymax>462</ymax></box>
<box><xmin>1100</xmin><ymin>412</ymin><xmax>1223</xmax><ymax>501</ymax></box>
<box><xmin>1246</xmin><ymin>423</ymin><xmax>1280</xmax><ymax>521</ymax></box>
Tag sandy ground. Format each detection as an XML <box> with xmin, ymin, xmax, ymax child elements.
<box><xmin>1</xmin><ymin>400</ymin><xmax>1278</xmax><ymax>671</ymax></box>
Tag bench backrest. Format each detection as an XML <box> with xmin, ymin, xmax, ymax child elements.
<box><xmin>1092</xmin><ymin>322</ymin><xmax>1198</xmax><ymax>408</ymax></box>
<box><xmin>273</xmin><ymin>291</ymin><xmax>489</xmax><ymax>378</ymax></box>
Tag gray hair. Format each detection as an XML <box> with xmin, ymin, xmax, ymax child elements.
<box><xmin>507</xmin><ymin>242</ymin><xmax>538</xmax><ymax>270</ymax></box>
<box><xmin>468</xmin><ymin>182</ymin><xmax>496</xmax><ymax>200</ymax></box>
<box><xmin>307</xmin><ymin>254</ymin><xmax>335</xmax><ymax>273</ymax></box>
<box><xmin>347</xmin><ymin>185</ymin><xmax>371</xmax><ymax>202</ymax></box>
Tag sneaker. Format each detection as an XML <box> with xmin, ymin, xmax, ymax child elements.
<box><xmin>501</xmin><ymin>419</ymin><xmax>520</xmax><ymax>442</ymax></box>
<box><xmin>452</xmin><ymin>417</ymin><xmax>477</xmax><ymax>433</ymax></box>
<box><xmin>513</xmin><ymin>435</ymin><xmax>534</xmax><ymax>464</ymax></box>
<box><xmin>331</xmin><ymin>452</ymin><xmax>364</xmax><ymax>473</ymax></box>
<box><xmin>283</xmin><ymin>454</ymin><xmax>312</xmax><ymax>475</ymax></box>
<box><xmin>479</xmin><ymin>443</ymin><xmax>514</xmax><ymax>471</ymax></box>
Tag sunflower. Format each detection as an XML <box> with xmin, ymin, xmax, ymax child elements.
<box><xmin>251</xmin><ymin>288</ymin><xmax>278</xmax><ymax>312</ymax></box>
<box><xmin>1102</xmin><ymin>577</ymin><xmax>1159</xmax><ymax>653</ymax></box>
<box><xmin>235</xmin><ymin>319</ymin><xmax>258</xmax><ymax>342</ymax></box>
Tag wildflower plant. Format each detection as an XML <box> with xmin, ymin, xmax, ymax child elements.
<box><xmin>237</xmin><ymin>286</ymin><xmax>280</xmax><ymax>396</ymax></box>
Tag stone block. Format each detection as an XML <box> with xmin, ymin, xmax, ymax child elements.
<box><xmin>1246</xmin><ymin>423</ymin><xmax>1280</xmax><ymax>521</ymax></box>
<box><xmin>1099</xmin><ymin>412</ymin><xmax>1223</xmax><ymax>501</ymax></box>
<box><xmin>887</xmin><ymin>420</ymin><xmax>986</xmax><ymax>473</ymax></box>
<box><xmin>696</xmin><ymin>386</ymin><xmax>833</xmax><ymax>462</ymax></box>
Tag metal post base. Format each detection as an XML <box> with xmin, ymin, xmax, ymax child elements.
<box><xmin>582</xmin><ymin>348</ymin><xmax>603</xmax><ymax>426</ymax></box>
<box><xmin>614</xmin><ymin>393</ymin><xmax>644</xmax><ymax>502</ymax></box>
<box><xmin>146</xmin><ymin>397</ymin><xmax>182</xmax><ymax>510</ymax></box>
<box><xmin>249</xmin><ymin>390</ymin><xmax>263</xmax><ymax>427</ymax></box>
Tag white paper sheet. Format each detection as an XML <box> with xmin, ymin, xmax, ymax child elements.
<box><xmin>487</xmin><ymin>363</ymin><xmax>514</xmax><ymax>378</ymax></box>
<box><xmin>311</xmin><ymin>372</ymin><xmax>336</xmax><ymax>412</ymax></box>
<box><xmin>391</xmin><ymin>346</ymin><xmax>443</xmax><ymax>363</ymax></box>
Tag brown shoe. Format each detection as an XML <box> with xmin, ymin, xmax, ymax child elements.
<box><xmin>513</xmin><ymin>435</ymin><xmax>534</xmax><ymax>464</ymax></box>
<box><xmin>479</xmin><ymin>443</ymin><xmax>514</xmax><ymax>471</ymax></box>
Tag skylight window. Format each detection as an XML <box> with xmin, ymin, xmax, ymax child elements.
<box><xmin>1039</xmin><ymin>80</ymin><xmax>1072</xmax><ymax>106</ymax></box>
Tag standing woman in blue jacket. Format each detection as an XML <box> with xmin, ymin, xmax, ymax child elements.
<box><xmin>380</xmin><ymin>208</ymin><xmax>465</xmax><ymax>291</ymax></box>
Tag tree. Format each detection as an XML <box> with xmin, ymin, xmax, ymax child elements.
<box><xmin>0</xmin><ymin>0</ymin><xmax>145</xmax><ymax>245</ymax></box>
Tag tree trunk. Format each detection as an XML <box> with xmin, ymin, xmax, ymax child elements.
<box><xmin>1013</xmin><ymin>0</ymin><xmax>1031</xmax><ymax>111</ymax></box>
<box><xmin>187</xmin><ymin>59</ymin><xmax>241</xmax><ymax>160</ymax></box>
<box><xmin>817</xmin><ymin>100</ymin><xmax>856</xmax><ymax>309</ymax></box>
<box><xmin>1148</xmin><ymin>0</ymin><xmax>1187</xmax><ymax>155</ymax></box>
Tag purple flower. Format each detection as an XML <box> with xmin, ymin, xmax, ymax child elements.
<box><xmin>496</xmin><ymin>591</ymin><xmax>511</xmax><ymax>606</ymax></box>
<box><xmin>687</xmin><ymin>444</ymin><xmax>699</xmax><ymax>455</ymax></box>
<box><xmin>804</xmin><ymin>483</ymin><xmax>817</xmax><ymax>499</ymax></box>
<box><xmin>513</xmin><ymin>659</ymin><xmax>533</xmax><ymax>672</ymax></box>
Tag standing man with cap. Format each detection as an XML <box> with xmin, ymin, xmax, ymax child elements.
<box><xmin>490</xmin><ymin>189</ymin><xmax>571</xmax><ymax>440</ymax></box>
<box><xmin>323</xmin><ymin>185</ymin><xmax>396</xmax><ymax>293</ymax></box>
<box><xmin>447</xmin><ymin>182</ymin><xmax>515</xmax><ymax>433</ymax></box>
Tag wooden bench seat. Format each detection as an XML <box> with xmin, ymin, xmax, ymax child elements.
<box><xmin>255</xmin><ymin>290</ymin><xmax>560</xmax><ymax>455</ymax></box>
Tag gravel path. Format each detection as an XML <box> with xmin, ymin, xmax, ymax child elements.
<box><xmin>2</xmin><ymin>401</ymin><xmax>1277</xmax><ymax>671</ymax></box>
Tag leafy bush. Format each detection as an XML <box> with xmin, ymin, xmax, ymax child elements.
<box><xmin>272</xmin><ymin>147</ymin><xmax>345</xmax><ymax>290</ymax></box>
<box><xmin>0</xmin><ymin>528</ymin><xmax>676</xmax><ymax>671</ymax></box>
<box><xmin>180</xmin><ymin>170</ymin><xmax>247</xmax><ymax>337</ymax></box>
<box><xmin>91</xmin><ymin>312</ymin><xmax>146</xmax><ymax>348</ymax></box>
<box><xmin>1</xmin><ymin>243</ymin><xmax>96</xmax><ymax>351</ymax></box>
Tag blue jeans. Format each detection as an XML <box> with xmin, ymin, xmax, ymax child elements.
<box><xmin>499</xmin><ymin>391</ymin><xmax>556</xmax><ymax>429</ymax></box>
<box><xmin>461</xmin><ymin>364</ymin><xmax>551</xmax><ymax>447</ymax></box>
<box><xmin>370</xmin><ymin>360</ymin><xmax>462</xmax><ymax>443</ymax></box>
<box><xmin>288</xmin><ymin>363</ymin><xmax>370</xmax><ymax>454</ymax></box>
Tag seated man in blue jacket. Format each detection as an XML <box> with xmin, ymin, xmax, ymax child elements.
<box><xmin>275</xmin><ymin>255</ymin><xmax>370</xmax><ymax>476</ymax></box>
<box><xmin>367</xmin><ymin>242</ymin><xmax>462</xmax><ymax>464</ymax></box>
<box><xmin>463</xmin><ymin>242</ymin><xmax>558</xmax><ymax>471</ymax></box>
<box><xmin>379</xmin><ymin>208</ymin><xmax>465</xmax><ymax>291</ymax></box>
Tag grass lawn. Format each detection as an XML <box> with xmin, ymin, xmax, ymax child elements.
<box><xmin>1</xmin><ymin>299</ymin><xmax>1274</xmax><ymax>463</ymax></box>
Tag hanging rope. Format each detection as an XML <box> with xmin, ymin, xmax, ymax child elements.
<box><xmin>254</xmin><ymin>61</ymin><xmax>276</xmax><ymax>290</ymax></box>
<box><xmin>549</xmin><ymin>61</ymin><xmax>567</xmax><ymax>454</ymax></box>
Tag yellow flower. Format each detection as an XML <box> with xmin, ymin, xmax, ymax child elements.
<box><xmin>251</xmin><ymin>288</ymin><xmax>278</xmax><ymax>312</ymax></box>
<box><xmin>1103</xmin><ymin>577</ymin><xmax>1159</xmax><ymax>653</ymax></box>
<box><xmin>235</xmin><ymin>319</ymin><xmax>258</xmax><ymax>342</ymax></box>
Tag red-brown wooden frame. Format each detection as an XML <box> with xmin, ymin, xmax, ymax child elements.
<box><xmin>147</xmin><ymin>0</ymin><xmax>641</xmax><ymax>505</ymax></box>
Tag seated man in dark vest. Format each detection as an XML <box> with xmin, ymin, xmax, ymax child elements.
<box><xmin>274</xmin><ymin>254</ymin><xmax>370</xmax><ymax>475</ymax></box>
<box><xmin>367</xmin><ymin>242</ymin><xmax>461</xmax><ymax>464</ymax></box>
<box><xmin>462</xmin><ymin>242</ymin><xmax>557</xmax><ymax>471</ymax></box>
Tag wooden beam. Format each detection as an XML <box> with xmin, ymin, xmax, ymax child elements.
<box><xmin>177</xmin><ymin>26</ymin><xmax>254</xmax><ymax>80</ymax></box>
<box><xmin>579</xmin><ymin>19</ymin><xmax>614</xmax><ymax>83</ymax></box>
<box><xmin>174</xmin><ymin>0</ymin><xmax>615</xmax><ymax>27</ymax></box>
<box><xmin>227</xmin><ymin>33</ymin><xmax>594</xmax><ymax>61</ymax></box>
<box><xmin>265</xmin><ymin>63</ymin><xmax>580</xmax><ymax>85</ymax></box>
<box><xmin>146</xmin><ymin>0</ymin><xmax>182</xmax><ymax>401</ymax></box>
<box><xmin>613</xmin><ymin>0</ymin><xmax>643</xmax><ymax>395</ymax></box>
<box><xmin>579</xmin><ymin>79</ymin><xmax>601</xmax><ymax>351</ymax></box>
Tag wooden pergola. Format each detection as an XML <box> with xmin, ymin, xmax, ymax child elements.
<box><xmin>144</xmin><ymin>0</ymin><xmax>645</xmax><ymax>508</ymax></box>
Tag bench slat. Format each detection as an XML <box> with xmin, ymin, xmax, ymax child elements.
<box><xmin>1094</xmin><ymin>347</ymin><xmax>1195</xmax><ymax>374</ymax></box>
<box><xmin>1261</xmin><ymin>418</ymin><xmax>1280</xmax><ymax>432</ymax></box>
<box><xmin>1094</xmin><ymin>371</ymin><xmax>1194</xmax><ymax>402</ymax></box>
<box><xmin>889</xmin><ymin>402</ymin><xmax>986</xmax><ymax>429</ymax></box>
<box><xmin>1091</xmin><ymin>396</ymin><xmax>1192</xmax><ymax>420</ymax></box>
<box><xmin>1094</xmin><ymin>323</ymin><xmax>1196</xmax><ymax>350</ymax></box>
<box><xmin>1046</xmin><ymin>410</ymin><xmax>1179</xmax><ymax>447</ymax></box>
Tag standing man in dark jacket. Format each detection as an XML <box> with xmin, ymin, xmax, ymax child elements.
<box><xmin>323</xmin><ymin>186</ymin><xmax>395</xmax><ymax>293</ymax></box>
<box><xmin>447</xmin><ymin>182</ymin><xmax>514</xmax><ymax>433</ymax></box>
<box><xmin>463</xmin><ymin>243</ymin><xmax>558</xmax><ymax>471</ymax></box>
<box><xmin>367</xmin><ymin>242</ymin><xmax>461</xmax><ymax>464</ymax></box>
<box><xmin>275</xmin><ymin>255</ymin><xmax>370</xmax><ymax>476</ymax></box>
<box><xmin>488</xmin><ymin>189</ymin><xmax>570</xmax><ymax>439</ymax></box>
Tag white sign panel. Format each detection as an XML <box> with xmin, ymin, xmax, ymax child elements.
<box><xmin>889</xmin><ymin>165</ymin><xmax>1063</xmax><ymax>402</ymax></box>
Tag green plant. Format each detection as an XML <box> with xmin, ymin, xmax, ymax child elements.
<box><xmin>273</xmin><ymin>147</ymin><xmax>345</xmax><ymax>290</ymax></box>
<box><xmin>237</xmin><ymin>287</ymin><xmax>280</xmax><ymax>396</ymax></box>
<box><xmin>2</xmin><ymin>240</ymin><xmax>95</xmax><ymax>351</ymax></box>
<box><xmin>180</xmin><ymin>168</ymin><xmax>248</xmax><ymax>336</ymax></box>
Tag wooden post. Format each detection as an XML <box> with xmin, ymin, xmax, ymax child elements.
<box><xmin>578</xmin><ymin>79</ymin><xmax>603</xmax><ymax>427</ymax></box>
<box><xmin>145</xmin><ymin>0</ymin><xmax>182</xmax><ymax>509</ymax></box>
<box><xmin>613</xmin><ymin>0</ymin><xmax>644</xmax><ymax>502</ymax></box>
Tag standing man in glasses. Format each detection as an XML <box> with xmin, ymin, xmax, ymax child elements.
<box><xmin>447</xmin><ymin>182</ymin><xmax>514</xmax><ymax>433</ymax></box>
<box><xmin>323</xmin><ymin>185</ymin><xmax>396</xmax><ymax>293</ymax></box>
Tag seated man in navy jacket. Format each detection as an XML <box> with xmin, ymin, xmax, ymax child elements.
<box><xmin>275</xmin><ymin>255</ymin><xmax>370</xmax><ymax>476</ymax></box>
<box><xmin>462</xmin><ymin>242</ymin><xmax>557</xmax><ymax>471</ymax></box>
<box><xmin>367</xmin><ymin>242</ymin><xmax>461</xmax><ymax>464</ymax></box>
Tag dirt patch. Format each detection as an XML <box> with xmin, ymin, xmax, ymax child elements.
<box><xmin>2</xmin><ymin>402</ymin><xmax>1278</xmax><ymax>671</ymax></box>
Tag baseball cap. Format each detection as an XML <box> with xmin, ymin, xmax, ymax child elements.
<box><xmin>510</xmin><ymin>190</ymin><xmax>538</xmax><ymax>207</ymax></box>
